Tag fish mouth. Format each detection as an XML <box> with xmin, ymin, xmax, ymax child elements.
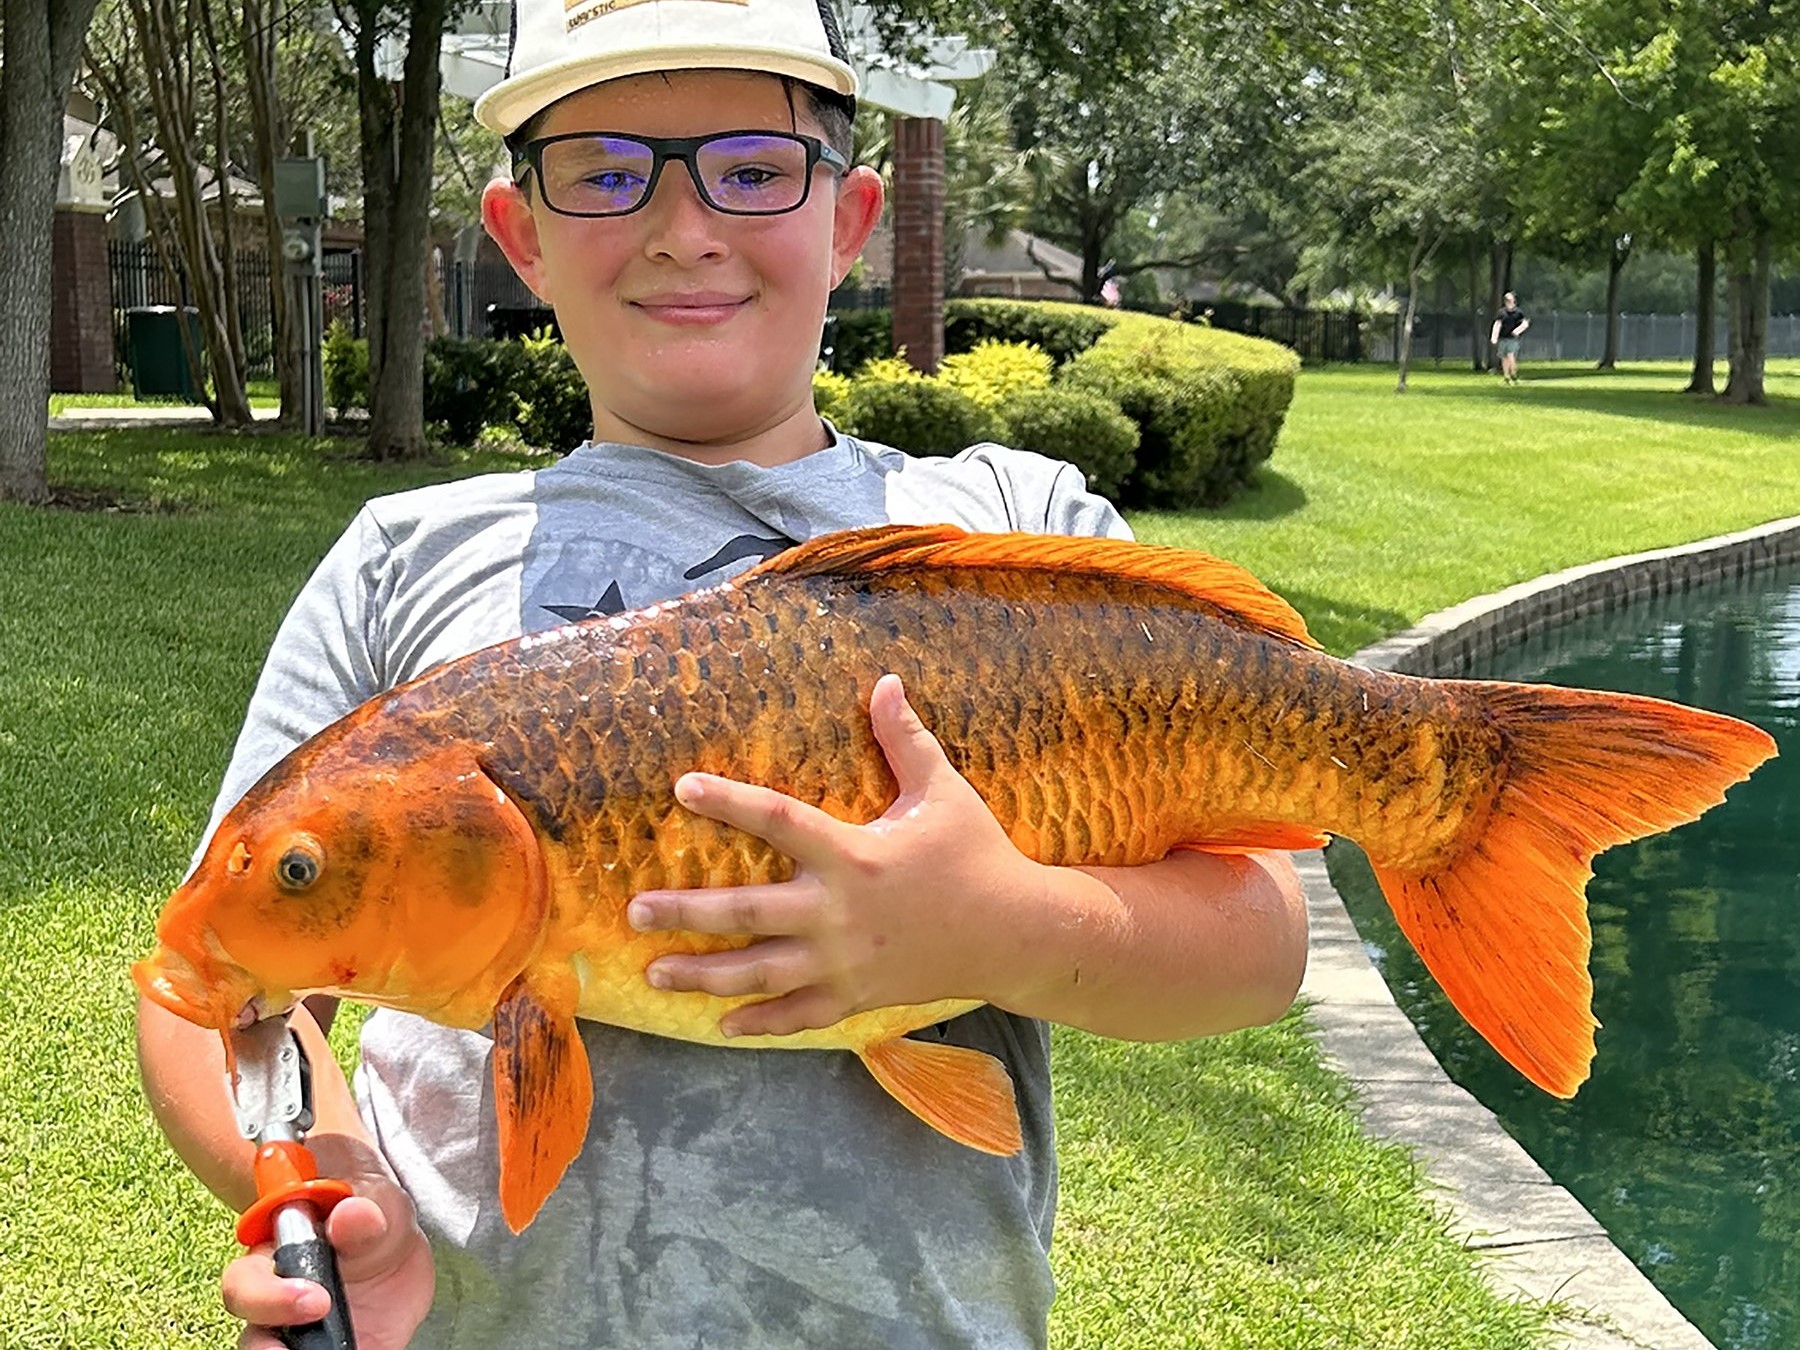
<box><xmin>131</xmin><ymin>943</ymin><xmax>261</xmax><ymax>1031</ymax></box>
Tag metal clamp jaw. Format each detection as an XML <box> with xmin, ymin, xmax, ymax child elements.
<box><xmin>226</xmin><ymin>1018</ymin><xmax>353</xmax><ymax>1256</ymax></box>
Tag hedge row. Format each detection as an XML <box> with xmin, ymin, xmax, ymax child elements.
<box><xmin>826</xmin><ymin>301</ymin><xmax>1300</xmax><ymax>507</ymax></box>
<box><xmin>324</xmin><ymin>297</ymin><xmax>1300</xmax><ymax>509</ymax></box>
<box><xmin>324</xmin><ymin>323</ymin><xmax>592</xmax><ymax>454</ymax></box>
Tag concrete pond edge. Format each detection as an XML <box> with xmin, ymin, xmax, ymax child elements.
<box><xmin>1299</xmin><ymin>514</ymin><xmax>1800</xmax><ymax>1350</ymax></box>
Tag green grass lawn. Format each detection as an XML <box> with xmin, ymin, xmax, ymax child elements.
<box><xmin>1136</xmin><ymin>358</ymin><xmax>1800</xmax><ymax>654</ymax></box>
<box><xmin>12</xmin><ymin>357</ymin><xmax>1796</xmax><ymax>1347</ymax></box>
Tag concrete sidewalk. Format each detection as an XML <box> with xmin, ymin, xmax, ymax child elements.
<box><xmin>1299</xmin><ymin>851</ymin><xmax>1713</xmax><ymax>1349</ymax></box>
<box><xmin>49</xmin><ymin>405</ymin><xmax>283</xmax><ymax>431</ymax></box>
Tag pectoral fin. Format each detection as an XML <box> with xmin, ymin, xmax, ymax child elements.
<box><xmin>1177</xmin><ymin>824</ymin><xmax>1332</xmax><ymax>855</ymax></box>
<box><xmin>857</xmin><ymin>1037</ymin><xmax>1022</xmax><ymax>1155</ymax></box>
<box><xmin>491</xmin><ymin>968</ymin><xmax>590</xmax><ymax>1233</ymax></box>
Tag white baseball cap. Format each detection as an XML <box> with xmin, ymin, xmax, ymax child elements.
<box><xmin>475</xmin><ymin>0</ymin><xmax>860</xmax><ymax>137</ymax></box>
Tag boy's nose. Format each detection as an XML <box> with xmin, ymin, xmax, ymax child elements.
<box><xmin>640</xmin><ymin>163</ymin><xmax>730</xmax><ymax>264</ymax></box>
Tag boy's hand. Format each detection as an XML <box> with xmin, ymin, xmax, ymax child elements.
<box><xmin>222</xmin><ymin>1135</ymin><xmax>434</xmax><ymax>1350</ymax></box>
<box><xmin>630</xmin><ymin>673</ymin><xmax>1047</xmax><ymax>1036</ymax></box>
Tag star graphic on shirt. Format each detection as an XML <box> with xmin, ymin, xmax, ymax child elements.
<box><xmin>542</xmin><ymin>579</ymin><xmax>627</xmax><ymax>623</ymax></box>
<box><xmin>538</xmin><ymin>534</ymin><xmax>799</xmax><ymax>625</ymax></box>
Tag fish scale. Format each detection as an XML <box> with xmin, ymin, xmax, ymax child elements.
<box><xmin>136</xmin><ymin>524</ymin><xmax>1777</xmax><ymax>1233</ymax></box>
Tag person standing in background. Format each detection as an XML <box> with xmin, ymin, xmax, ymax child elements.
<box><xmin>1491</xmin><ymin>292</ymin><xmax>1530</xmax><ymax>384</ymax></box>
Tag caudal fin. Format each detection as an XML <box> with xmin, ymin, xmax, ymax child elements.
<box><xmin>1372</xmin><ymin>682</ymin><xmax>1776</xmax><ymax>1098</ymax></box>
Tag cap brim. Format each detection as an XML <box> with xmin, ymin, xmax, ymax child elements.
<box><xmin>475</xmin><ymin>49</ymin><xmax>859</xmax><ymax>136</ymax></box>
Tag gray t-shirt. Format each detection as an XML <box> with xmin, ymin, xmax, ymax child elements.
<box><xmin>199</xmin><ymin>432</ymin><xmax>1130</xmax><ymax>1349</ymax></box>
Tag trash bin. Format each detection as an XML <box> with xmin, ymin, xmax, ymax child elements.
<box><xmin>126</xmin><ymin>306</ymin><xmax>204</xmax><ymax>400</ymax></box>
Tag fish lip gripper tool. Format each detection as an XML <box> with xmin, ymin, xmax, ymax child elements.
<box><xmin>229</xmin><ymin>1015</ymin><xmax>358</xmax><ymax>1350</ymax></box>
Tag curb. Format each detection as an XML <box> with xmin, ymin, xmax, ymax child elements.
<box><xmin>1302</xmin><ymin>514</ymin><xmax>1800</xmax><ymax>1349</ymax></box>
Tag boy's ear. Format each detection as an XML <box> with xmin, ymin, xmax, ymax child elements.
<box><xmin>829</xmin><ymin>166</ymin><xmax>885</xmax><ymax>289</ymax></box>
<box><xmin>483</xmin><ymin>178</ymin><xmax>554</xmax><ymax>304</ymax></box>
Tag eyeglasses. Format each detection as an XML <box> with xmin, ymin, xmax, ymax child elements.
<box><xmin>514</xmin><ymin>130</ymin><xmax>850</xmax><ymax>219</ymax></box>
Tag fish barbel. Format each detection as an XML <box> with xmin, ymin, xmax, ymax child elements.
<box><xmin>134</xmin><ymin>526</ymin><xmax>1777</xmax><ymax>1231</ymax></box>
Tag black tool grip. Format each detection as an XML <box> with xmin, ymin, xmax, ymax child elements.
<box><xmin>272</xmin><ymin>1235</ymin><xmax>357</xmax><ymax>1350</ymax></box>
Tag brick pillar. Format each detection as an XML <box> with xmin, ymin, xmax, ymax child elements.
<box><xmin>891</xmin><ymin>116</ymin><xmax>945</xmax><ymax>374</ymax></box>
<box><xmin>51</xmin><ymin>208</ymin><xmax>117</xmax><ymax>394</ymax></box>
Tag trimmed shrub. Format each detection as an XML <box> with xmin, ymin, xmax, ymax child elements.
<box><xmin>853</xmin><ymin>353</ymin><xmax>926</xmax><ymax>383</ymax></box>
<box><xmin>1061</xmin><ymin>315</ymin><xmax>1299</xmax><ymax>508</ymax></box>
<box><xmin>937</xmin><ymin>340</ymin><xmax>1054</xmax><ymax>408</ymax></box>
<box><xmin>842</xmin><ymin>376</ymin><xmax>1004</xmax><ymax>456</ymax></box>
<box><xmin>944</xmin><ymin>298</ymin><xmax>1114</xmax><ymax>366</ymax></box>
<box><xmin>424</xmin><ymin>338</ymin><xmax>527</xmax><ymax>446</ymax></box>
<box><xmin>515</xmin><ymin>330</ymin><xmax>591</xmax><ymax>451</ymax></box>
<box><xmin>826</xmin><ymin>308</ymin><xmax>893</xmax><ymax>371</ymax></box>
<box><xmin>995</xmin><ymin>387</ymin><xmax>1139</xmax><ymax>500</ymax></box>
<box><xmin>415</xmin><ymin>333</ymin><xmax>590</xmax><ymax>451</ymax></box>
<box><xmin>323</xmin><ymin>320</ymin><xmax>369</xmax><ymax>415</ymax></box>
<box><xmin>813</xmin><ymin>369</ymin><xmax>854</xmax><ymax>429</ymax></box>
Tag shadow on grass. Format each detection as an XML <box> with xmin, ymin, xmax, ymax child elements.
<box><xmin>1210</xmin><ymin>467</ymin><xmax>1309</xmax><ymax>522</ymax></box>
<box><xmin>1506</xmin><ymin>382</ymin><xmax>1797</xmax><ymax>439</ymax></box>
<box><xmin>1403</xmin><ymin>369</ymin><xmax>1799</xmax><ymax>440</ymax></box>
<box><xmin>42</xmin><ymin>426</ymin><xmax>540</xmax><ymax>516</ymax></box>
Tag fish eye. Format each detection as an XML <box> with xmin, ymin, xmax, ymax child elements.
<box><xmin>276</xmin><ymin>846</ymin><xmax>322</xmax><ymax>892</ymax></box>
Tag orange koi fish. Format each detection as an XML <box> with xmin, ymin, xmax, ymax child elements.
<box><xmin>134</xmin><ymin>526</ymin><xmax>1777</xmax><ymax>1231</ymax></box>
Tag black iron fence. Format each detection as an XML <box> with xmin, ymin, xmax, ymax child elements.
<box><xmin>107</xmin><ymin>239</ymin><xmax>278</xmax><ymax>378</ymax></box>
<box><xmin>106</xmin><ymin>243</ymin><xmax>558</xmax><ymax>383</ymax></box>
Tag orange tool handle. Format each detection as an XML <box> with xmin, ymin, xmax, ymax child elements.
<box><xmin>235</xmin><ymin>1140</ymin><xmax>354</xmax><ymax>1248</ymax></box>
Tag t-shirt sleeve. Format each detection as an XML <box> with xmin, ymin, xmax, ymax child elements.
<box><xmin>1043</xmin><ymin>460</ymin><xmax>1134</xmax><ymax>542</ymax></box>
<box><xmin>191</xmin><ymin>508</ymin><xmax>391</xmax><ymax>865</ymax></box>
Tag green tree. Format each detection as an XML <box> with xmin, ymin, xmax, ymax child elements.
<box><xmin>0</xmin><ymin>0</ymin><xmax>106</xmax><ymax>502</ymax></box>
<box><xmin>339</xmin><ymin>0</ymin><xmax>457</xmax><ymax>458</ymax></box>
<box><xmin>87</xmin><ymin>0</ymin><xmax>261</xmax><ymax>428</ymax></box>
<box><xmin>1614</xmin><ymin>1</ymin><xmax>1800</xmax><ymax>403</ymax></box>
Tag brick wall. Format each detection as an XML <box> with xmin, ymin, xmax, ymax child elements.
<box><xmin>51</xmin><ymin>209</ymin><xmax>117</xmax><ymax>394</ymax></box>
<box><xmin>890</xmin><ymin>116</ymin><xmax>945</xmax><ymax>373</ymax></box>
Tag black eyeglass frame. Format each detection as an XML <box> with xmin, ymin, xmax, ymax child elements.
<box><xmin>513</xmin><ymin>129</ymin><xmax>852</xmax><ymax>219</ymax></box>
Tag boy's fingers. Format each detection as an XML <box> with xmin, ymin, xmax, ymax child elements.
<box><xmin>674</xmin><ymin>773</ymin><xmax>841</xmax><ymax>857</ymax></box>
<box><xmin>628</xmin><ymin>881</ymin><xmax>816</xmax><ymax>935</ymax></box>
<box><xmin>646</xmin><ymin>937</ymin><xmax>812</xmax><ymax>1001</ymax></box>
<box><xmin>719</xmin><ymin>984</ymin><xmax>847</xmax><ymax>1039</ymax></box>
<box><xmin>869</xmin><ymin>674</ymin><xmax>949</xmax><ymax>795</ymax></box>
<box><xmin>221</xmin><ymin>1251</ymin><xmax>331</xmax><ymax>1327</ymax></box>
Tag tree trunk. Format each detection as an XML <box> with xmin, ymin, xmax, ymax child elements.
<box><xmin>1684</xmin><ymin>239</ymin><xmax>1715</xmax><ymax>396</ymax></box>
<box><xmin>1466</xmin><ymin>242</ymin><xmax>1483</xmax><ymax>370</ymax></box>
<box><xmin>1396</xmin><ymin>243</ymin><xmax>1426</xmax><ymax>394</ymax></box>
<box><xmin>355</xmin><ymin>0</ymin><xmax>451</xmax><ymax>461</ymax></box>
<box><xmin>1597</xmin><ymin>236</ymin><xmax>1631</xmax><ymax>371</ymax></box>
<box><xmin>96</xmin><ymin>0</ymin><xmax>255</xmax><ymax>427</ymax></box>
<box><xmin>201</xmin><ymin>0</ymin><xmax>250</xmax><ymax>386</ymax></box>
<box><xmin>0</xmin><ymin>0</ymin><xmax>103</xmax><ymax>503</ymax></box>
<box><xmin>241</xmin><ymin>0</ymin><xmax>302</xmax><ymax>425</ymax></box>
<box><xmin>1721</xmin><ymin>231</ymin><xmax>1770</xmax><ymax>406</ymax></box>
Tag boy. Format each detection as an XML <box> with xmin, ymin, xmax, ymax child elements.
<box><xmin>135</xmin><ymin>3</ymin><xmax>1308</xmax><ymax>1346</ymax></box>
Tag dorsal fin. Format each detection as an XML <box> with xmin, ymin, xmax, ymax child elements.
<box><xmin>742</xmin><ymin>524</ymin><xmax>1319</xmax><ymax>649</ymax></box>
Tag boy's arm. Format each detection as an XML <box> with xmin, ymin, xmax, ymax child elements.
<box><xmin>630</xmin><ymin>675</ymin><xmax>1307</xmax><ymax>1043</ymax></box>
<box><xmin>136</xmin><ymin>997</ymin><xmax>361</xmax><ymax>1212</ymax></box>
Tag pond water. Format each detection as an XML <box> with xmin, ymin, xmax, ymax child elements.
<box><xmin>1327</xmin><ymin>562</ymin><xmax>1800</xmax><ymax>1350</ymax></box>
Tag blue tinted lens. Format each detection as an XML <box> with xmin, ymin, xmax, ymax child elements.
<box><xmin>541</xmin><ymin>136</ymin><xmax>655</xmax><ymax>214</ymax></box>
<box><xmin>695</xmin><ymin>135</ymin><xmax>811</xmax><ymax>212</ymax></box>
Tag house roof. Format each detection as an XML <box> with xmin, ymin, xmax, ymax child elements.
<box><xmin>960</xmin><ymin>228</ymin><xmax>1082</xmax><ymax>283</ymax></box>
